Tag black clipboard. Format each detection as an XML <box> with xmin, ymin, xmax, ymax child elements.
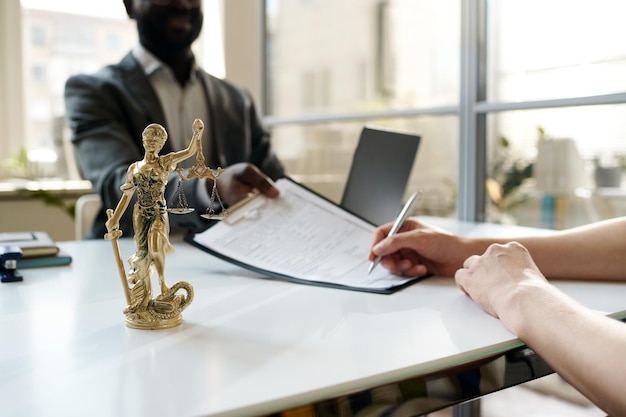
<box><xmin>185</xmin><ymin>177</ymin><xmax>426</xmax><ymax>294</ymax></box>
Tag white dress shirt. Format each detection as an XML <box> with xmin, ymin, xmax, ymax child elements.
<box><xmin>132</xmin><ymin>44</ymin><xmax>213</xmax><ymax>206</ymax></box>
<box><xmin>132</xmin><ymin>44</ymin><xmax>211</xmax><ymax>168</ymax></box>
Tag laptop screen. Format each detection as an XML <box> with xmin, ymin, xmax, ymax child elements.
<box><xmin>340</xmin><ymin>126</ymin><xmax>421</xmax><ymax>226</ymax></box>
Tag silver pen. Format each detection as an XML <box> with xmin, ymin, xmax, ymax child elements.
<box><xmin>367</xmin><ymin>190</ymin><xmax>422</xmax><ymax>275</ymax></box>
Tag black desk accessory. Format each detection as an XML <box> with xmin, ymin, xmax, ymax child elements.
<box><xmin>1</xmin><ymin>245</ymin><xmax>24</xmax><ymax>282</ymax></box>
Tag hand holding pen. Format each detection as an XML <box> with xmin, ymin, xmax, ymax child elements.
<box><xmin>368</xmin><ymin>190</ymin><xmax>422</xmax><ymax>274</ymax></box>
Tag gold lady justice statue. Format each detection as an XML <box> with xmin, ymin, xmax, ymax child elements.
<box><xmin>105</xmin><ymin>118</ymin><xmax>225</xmax><ymax>329</ymax></box>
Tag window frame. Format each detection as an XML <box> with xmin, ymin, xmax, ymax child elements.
<box><xmin>4</xmin><ymin>0</ymin><xmax>626</xmax><ymax>222</ymax></box>
<box><xmin>256</xmin><ymin>0</ymin><xmax>626</xmax><ymax>222</ymax></box>
<box><xmin>0</xmin><ymin>0</ymin><xmax>26</xmax><ymax>162</ymax></box>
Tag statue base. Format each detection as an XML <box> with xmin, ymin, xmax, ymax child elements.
<box><xmin>125</xmin><ymin>314</ymin><xmax>183</xmax><ymax>330</ymax></box>
<box><xmin>122</xmin><ymin>280</ymin><xmax>194</xmax><ymax>330</ymax></box>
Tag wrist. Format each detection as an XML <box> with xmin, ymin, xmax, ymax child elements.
<box><xmin>458</xmin><ymin>236</ymin><xmax>492</xmax><ymax>266</ymax></box>
<box><xmin>497</xmin><ymin>276</ymin><xmax>554</xmax><ymax>339</ymax></box>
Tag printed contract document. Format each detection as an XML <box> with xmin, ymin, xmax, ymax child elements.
<box><xmin>189</xmin><ymin>178</ymin><xmax>423</xmax><ymax>293</ymax></box>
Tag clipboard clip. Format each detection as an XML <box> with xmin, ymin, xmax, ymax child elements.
<box><xmin>224</xmin><ymin>192</ymin><xmax>267</xmax><ymax>225</ymax></box>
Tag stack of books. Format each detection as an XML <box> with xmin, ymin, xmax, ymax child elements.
<box><xmin>0</xmin><ymin>231</ymin><xmax>72</xmax><ymax>268</ymax></box>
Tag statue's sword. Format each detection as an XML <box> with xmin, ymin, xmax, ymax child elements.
<box><xmin>104</xmin><ymin>208</ymin><xmax>132</xmax><ymax>305</ymax></box>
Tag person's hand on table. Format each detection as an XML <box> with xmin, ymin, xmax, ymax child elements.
<box><xmin>454</xmin><ymin>241</ymin><xmax>549</xmax><ymax>319</ymax></box>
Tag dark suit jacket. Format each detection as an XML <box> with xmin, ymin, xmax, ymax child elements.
<box><xmin>65</xmin><ymin>53</ymin><xmax>284</xmax><ymax>239</ymax></box>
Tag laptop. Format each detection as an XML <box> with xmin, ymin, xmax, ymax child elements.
<box><xmin>340</xmin><ymin>126</ymin><xmax>421</xmax><ymax>226</ymax></box>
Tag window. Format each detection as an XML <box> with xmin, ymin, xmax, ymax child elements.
<box><xmin>265</xmin><ymin>0</ymin><xmax>460</xmax><ymax>218</ymax></box>
<box><xmin>4</xmin><ymin>0</ymin><xmax>626</xmax><ymax>229</ymax></box>
<box><xmin>30</xmin><ymin>26</ymin><xmax>45</xmax><ymax>45</ymax></box>
<box><xmin>263</xmin><ymin>0</ymin><xmax>626</xmax><ymax>228</ymax></box>
<box><xmin>0</xmin><ymin>1</ymin><xmax>137</xmax><ymax>180</ymax></box>
<box><xmin>483</xmin><ymin>0</ymin><xmax>626</xmax><ymax>228</ymax></box>
<box><xmin>487</xmin><ymin>0</ymin><xmax>626</xmax><ymax>102</ymax></box>
<box><xmin>31</xmin><ymin>64</ymin><xmax>46</xmax><ymax>82</ymax></box>
<box><xmin>266</xmin><ymin>0</ymin><xmax>459</xmax><ymax>116</ymax></box>
<box><xmin>0</xmin><ymin>0</ymin><xmax>224</xmax><ymax>181</ymax></box>
<box><xmin>106</xmin><ymin>33</ymin><xmax>121</xmax><ymax>50</ymax></box>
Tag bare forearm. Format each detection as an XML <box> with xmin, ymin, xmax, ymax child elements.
<box><xmin>483</xmin><ymin>217</ymin><xmax>626</xmax><ymax>281</ymax></box>
<box><xmin>501</xmin><ymin>282</ymin><xmax>626</xmax><ymax>416</ymax></box>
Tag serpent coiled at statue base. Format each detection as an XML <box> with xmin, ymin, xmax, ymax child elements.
<box><xmin>123</xmin><ymin>280</ymin><xmax>194</xmax><ymax>321</ymax></box>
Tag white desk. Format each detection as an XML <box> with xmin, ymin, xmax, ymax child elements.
<box><xmin>2</xmin><ymin>218</ymin><xmax>625</xmax><ymax>417</ymax></box>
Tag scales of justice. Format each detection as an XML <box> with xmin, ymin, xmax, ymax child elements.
<box><xmin>104</xmin><ymin>118</ymin><xmax>227</xmax><ymax>329</ymax></box>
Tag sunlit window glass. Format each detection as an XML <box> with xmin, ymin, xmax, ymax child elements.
<box><xmin>266</xmin><ymin>0</ymin><xmax>459</xmax><ymax>117</ymax></box>
<box><xmin>266</xmin><ymin>0</ymin><xmax>460</xmax><ymax>217</ymax></box>
<box><xmin>487</xmin><ymin>0</ymin><xmax>626</xmax><ymax>102</ymax></box>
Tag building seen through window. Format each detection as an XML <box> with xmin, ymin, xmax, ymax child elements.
<box><xmin>265</xmin><ymin>0</ymin><xmax>626</xmax><ymax>228</ymax></box>
<box><xmin>4</xmin><ymin>0</ymin><xmax>222</xmax><ymax>181</ymax></box>
<box><xmin>266</xmin><ymin>0</ymin><xmax>460</xmax><ymax>215</ymax></box>
<box><xmin>13</xmin><ymin>4</ymin><xmax>136</xmax><ymax>180</ymax></box>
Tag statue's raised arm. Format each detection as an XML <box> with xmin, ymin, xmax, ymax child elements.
<box><xmin>168</xmin><ymin>118</ymin><xmax>204</xmax><ymax>166</ymax></box>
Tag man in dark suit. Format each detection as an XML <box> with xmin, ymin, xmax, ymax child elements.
<box><xmin>64</xmin><ymin>0</ymin><xmax>284</xmax><ymax>238</ymax></box>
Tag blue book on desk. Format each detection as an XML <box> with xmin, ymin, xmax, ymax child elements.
<box><xmin>17</xmin><ymin>251</ymin><xmax>72</xmax><ymax>269</ymax></box>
